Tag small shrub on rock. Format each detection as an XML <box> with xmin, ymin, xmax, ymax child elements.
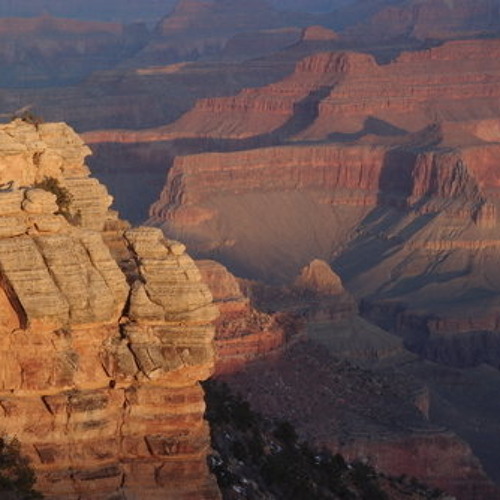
<box><xmin>34</xmin><ymin>177</ymin><xmax>73</xmax><ymax>220</ymax></box>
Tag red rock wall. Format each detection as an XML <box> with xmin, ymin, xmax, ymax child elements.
<box><xmin>150</xmin><ymin>144</ymin><xmax>387</xmax><ymax>221</ymax></box>
<box><xmin>151</xmin><ymin>142</ymin><xmax>497</xmax><ymax>229</ymax></box>
<box><xmin>306</xmin><ymin>39</ymin><xmax>500</xmax><ymax>139</ymax></box>
<box><xmin>337</xmin><ymin>433</ymin><xmax>499</xmax><ymax>499</ymax></box>
<box><xmin>99</xmin><ymin>39</ymin><xmax>500</xmax><ymax>144</ymax></box>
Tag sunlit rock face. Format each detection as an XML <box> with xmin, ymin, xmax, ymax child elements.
<box><xmin>0</xmin><ymin>120</ymin><xmax>220</xmax><ymax>500</ymax></box>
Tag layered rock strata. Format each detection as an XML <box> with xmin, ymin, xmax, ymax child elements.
<box><xmin>197</xmin><ymin>260</ymin><xmax>287</xmax><ymax>375</ymax></box>
<box><xmin>109</xmin><ymin>39</ymin><xmax>500</xmax><ymax>144</ymax></box>
<box><xmin>0</xmin><ymin>120</ymin><xmax>220</xmax><ymax>499</ymax></box>
<box><xmin>150</xmin><ymin>141</ymin><xmax>499</xmax><ymax>275</ymax></box>
<box><xmin>147</xmin><ymin>39</ymin><xmax>500</xmax><ymax>370</ymax></box>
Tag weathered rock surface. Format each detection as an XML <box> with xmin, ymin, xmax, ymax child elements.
<box><xmin>294</xmin><ymin>258</ymin><xmax>345</xmax><ymax>296</ymax></box>
<box><xmin>197</xmin><ymin>260</ymin><xmax>287</xmax><ymax>375</ymax></box>
<box><xmin>0</xmin><ymin>120</ymin><xmax>220</xmax><ymax>499</ymax></box>
<box><xmin>0</xmin><ymin>119</ymin><xmax>113</xmax><ymax>231</ymax></box>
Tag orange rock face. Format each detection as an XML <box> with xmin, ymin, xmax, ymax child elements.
<box><xmin>0</xmin><ymin>121</ymin><xmax>220</xmax><ymax>499</ymax></box>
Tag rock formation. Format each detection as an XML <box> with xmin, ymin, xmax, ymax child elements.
<box><xmin>294</xmin><ymin>258</ymin><xmax>346</xmax><ymax>296</ymax></box>
<box><xmin>146</xmin><ymin>39</ymin><xmax>500</xmax><ymax>369</ymax></box>
<box><xmin>196</xmin><ymin>260</ymin><xmax>287</xmax><ymax>375</ymax></box>
<box><xmin>142</xmin><ymin>37</ymin><xmax>500</xmax><ymax>491</ymax></box>
<box><xmin>0</xmin><ymin>120</ymin><xmax>220</xmax><ymax>499</ymax></box>
<box><xmin>137</xmin><ymin>38</ymin><xmax>500</xmax><ymax>143</ymax></box>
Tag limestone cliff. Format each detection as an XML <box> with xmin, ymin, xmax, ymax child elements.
<box><xmin>0</xmin><ymin>120</ymin><xmax>220</xmax><ymax>499</ymax></box>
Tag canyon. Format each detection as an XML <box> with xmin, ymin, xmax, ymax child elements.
<box><xmin>199</xmin><ymin>255</ymin><xmax>500</xmax><ymax>498</ymax></box>
<box><xmin>144</xmin><ymin>39</ymin><xmax>500</xmax><ymax>369</ymax></box>
<box><xmin>2</xmin><ymin>0</ymin><xmax>500</xmax><ymax>497</ymax></box>
<box><xmin>132</xmin><ymin>31</ymin><xmax>500</xmax><ymax>497</ymax></box>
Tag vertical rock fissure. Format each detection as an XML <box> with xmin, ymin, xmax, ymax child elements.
<box><xmin>0</xmin><ymin>269</ymin><xmax>27</xmax><ymax>330</ymax></box>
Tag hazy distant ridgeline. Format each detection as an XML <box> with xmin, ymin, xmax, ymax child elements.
<box><xmin>0</xmin><ymin>0</ymin><xmax>177</xmax><ymax>23</ymax></box>
<box><xmin>0</xmin><ymin>0</ymin><xmax>359</xmax><ymax>21</ymax></box>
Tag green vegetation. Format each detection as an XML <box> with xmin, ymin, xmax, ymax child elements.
<box><xmin>0</xmin><ymin>437</ymin><xmax>43</xmax><ymax>499</ymax></box>
<box><xmin>204</xmin><ymin>380</ymin><xmax>445</xmax><ymax>499</ymax></box>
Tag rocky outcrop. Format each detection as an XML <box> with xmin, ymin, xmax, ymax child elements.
<box><xmin>197</xmin><ymin>260</ymin><xmax>287</xmax><ymax>374</ymax></box>
<box><xmin>294</xmin><ymin>258</ymin><xmax>346</xmax><ymax>296</ymax></box>
<box><xmin>0</xmin><ymin>120</ymin><xmax>220</xmax><ymax>499</ymax></box>
<box><xmin>0</xmin><ymin>119</ymin><xmax>114</xmax><ymax>231</ymax></box>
